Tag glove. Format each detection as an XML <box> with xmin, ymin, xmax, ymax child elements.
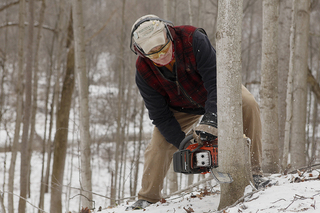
<box><xmin>194</xmin><ymin>112</ymin><xmax>218</xmax><ymax>142</ymax></box>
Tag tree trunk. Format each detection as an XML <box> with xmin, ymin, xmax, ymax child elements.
<box><xmin>44</xmin><ymin>0</ymin><xmax>68</xmax><ymax>194</ymax></box>
<box><xmin>111</xmin><ymin>0</ymin><xmax>126</xmax><ymax>206</ymax></box>
<box><xmin>72</xmin><ymin>0</ymin><xmax>93</xmax><ymax>208</ymax></box>
<box><xmin>309</xmin><ymin>42</ymin><xmax>320</xmax><ymax>166</ymax></box>
<box><xmin>132</xmin><ymin>100</ymin><xmax>145</xmax><ymax>197</ymax></box>
<box><xmin>8</xmin><ymin>0</ymin><xmax>25</xmax><ymax>212</ymax></box>
<box><xmin>50</xmin><ymin>11</ymin><xmax>75</xmax><ymax>213</ymax></box>
<box><xmin>163</xmin><ymin>0</ymin><xmax>168</xmax><ymax>20</ymax></box>
<box><xmin>18</xmin><ymin>0</ymin><xmax>34</xmax><ymax>211</ymax></box>
<box><xmin>216</xmin><ymin>0</ymin><xmax>252</xmax><ymax>210</ymax></box>
<box><xmin>289</xmin><ymin>0</ymin><xmax>310</xmax><ymax>170</ymax></box>
<box><xmin>188</xmin><ymin>0</ymin><xmax>193</xmax><ymax>25</ymax></box>
<box><xmin>27</xmin><ymin>0</ymin><xmax>46</xmax><ymax>201</ymax></box>
<box><xmin>37</xmin><ymin>0</ymin><xmax>48</xmax><ymax>211</ymax></box>
<box><xmin>260</xmin><ymin>0</ymin><xmax>280</xmax><ymax>173</ymax></box>
<box><xmin>278</xmin><ymin>0</ymin><xmax>292</xmax><ymax>167</ymax></box>
<box><xmin>282</xmin><ymin>0</ymin><xmax>297</xmax><ymax>171</ymax></box>
<box><xmin>244</xmin><ymin>5</ymin><xmax>254</xmax><ymax>87</ymax></box>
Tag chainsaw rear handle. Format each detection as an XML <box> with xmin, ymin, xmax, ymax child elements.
<box><xmin>179</xmin><ymin>134</ymin><xmax>194</xmax><ymax>150</ymax></box>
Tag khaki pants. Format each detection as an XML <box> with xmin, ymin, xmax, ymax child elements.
<box><xmin>138</xmin><ymin>85</ymin><xmax>262</xmax><ymax>203</ymax></box>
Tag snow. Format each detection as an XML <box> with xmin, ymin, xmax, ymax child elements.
<box><xmin>102</xmin><ymin>171</ymin><xmax>320</xmax><ymax>213</ymax></box>
<box><xmin>1</xmin><ymin>145</ymin><xmax>320</xmax><ymax>213</ymax></box>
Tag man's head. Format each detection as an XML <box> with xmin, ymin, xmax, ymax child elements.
<box><xmin>130</xmin><ymin>15</ymin><xmax>173</xmax><ymax>55</ymax></box>
<box><xmin>131</xmin><ymin>15</ymin><xmax>167</xmax><ymax>54</ymax></box>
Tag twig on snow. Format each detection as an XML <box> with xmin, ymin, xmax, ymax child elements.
<box><xmin>1</xmin><ymin>190</ymin><xmax>47</xmax><ymax>212</ymax></box>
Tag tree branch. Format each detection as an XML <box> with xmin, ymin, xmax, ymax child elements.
<box><xmin>1</xmin><ymin>190</ymin><xmax>47</xmax><ymax>212</ymax></box>
<box><xmin>0</xmin><ymin>22</ymin><xmax>56</xmax><ymax>32</ymax></box>
<box><xmin>0</xmin><ymin>0</ymin><xmax>19</xmax><ymax>13</ymax></box>
<box><xmin>164</xmin><ymin>176</ymin><xmax>216</xmax><ymax>199</ymax></box>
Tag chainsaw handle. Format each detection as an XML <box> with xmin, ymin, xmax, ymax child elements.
<box><xmin>179</xmin><ymin>134</ymin><xmax>194</xmax><ymax>150</ymax></box>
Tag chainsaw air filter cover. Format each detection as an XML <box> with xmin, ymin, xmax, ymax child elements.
<box><xmin>173</xmin><ymin>142</ymin><xmax>218</xmax><ymax>174</ymax></box>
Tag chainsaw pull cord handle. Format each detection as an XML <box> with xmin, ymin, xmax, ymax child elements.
<box><xmin>178</xmin><ymin>134</ymin><xmax>204</xmax><ymax>152</ymax></box>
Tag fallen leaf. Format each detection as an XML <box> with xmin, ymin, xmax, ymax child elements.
<box><xmin>80</xmin><ymin>207</ymin><xmax>91</xmax><ymax>213</ymax></box>
<box><xmin>160</xmin><ymin>198</ymin><xmax>167</xmax><ymax>204</ymax></box>
<box><xmin>183</xmin><ymin>207</ymin><xmax>194</xmax><ymax>213</ymax></box>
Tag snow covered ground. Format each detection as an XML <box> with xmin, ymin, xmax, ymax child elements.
<box><xmin>104</xmin><ymin>170</ymin><xmax>320</xmax><ymax>213</ymax></box>
<box><xmin>1</xmin><ymin>147</ymin><xmax>320</xmax><ymax>213</ymax></box>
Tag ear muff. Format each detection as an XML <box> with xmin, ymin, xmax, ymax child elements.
<box><xmin>130</xmin><ymin>17</ymin><xmax>174</xmax><ymax>56</ymax></box>
<box><xmin>133</xmin><ymin>45</ymin><xmax>146</xmax><ymax>58</ymax></box>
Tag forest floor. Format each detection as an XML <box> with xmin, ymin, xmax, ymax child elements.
<box><xmin>1</xmin><ymin>148</ymin><xmax>320</xmax><ymax>213</ymax></box>
<box><xmin>103</xmin><ymin>170</ymin><xmax>320</xmax><ymax>213</ymax></box>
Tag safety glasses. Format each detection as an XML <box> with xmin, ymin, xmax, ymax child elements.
<box><xmin>144</xmin><ymin>39</ymin><xmax>172</xmax><ymax>60</ymax></box>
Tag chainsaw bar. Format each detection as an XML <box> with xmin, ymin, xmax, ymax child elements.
<box><xmin>210</xmin><ymin>168</ymin><xmax>233</xmax><ymax>183</ymax></box>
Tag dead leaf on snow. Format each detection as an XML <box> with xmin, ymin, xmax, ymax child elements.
<box><xmin>183</xmin><ymin>206</ymin><xmax>194</xmax><ymax>213</ymax></box>
<box><xmin>80</xmin><ymin>207</ymin><xmax>91</xmax><ymax>213</ymax></box>
<box><xmin>160</xmin><ymin>198</ymin><xmax>167</xmax><ymax>204</ymax></box>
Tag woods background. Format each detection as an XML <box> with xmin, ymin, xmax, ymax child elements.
<box><xmin>0</xmin><ymin>0</ymin><xmax>320</xmax><ymax>212</ymax></box>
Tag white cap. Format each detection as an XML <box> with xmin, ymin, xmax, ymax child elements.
<box><xmin>132</xmin><ymin>15</ymin><xmax>166</xmax><ymax>54</ymax></box>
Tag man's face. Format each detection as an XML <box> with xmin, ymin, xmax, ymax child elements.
<box><xmin>145</xmin><ymin>31</ymin><xmax>173</xmax><ymax>66</ymax></box>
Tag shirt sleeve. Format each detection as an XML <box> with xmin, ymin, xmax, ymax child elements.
<box><xmin>135</xmin><ymin>71</ymin><xmax>185</xmax><ymax>148</ymax></box>
<box><xmin>192</xmin><ymin>29</ymin><xmax>217</xmax><ymax>115</ymax></box>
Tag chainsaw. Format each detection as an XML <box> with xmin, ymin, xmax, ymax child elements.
<box><xmin>173</xmin><ymin>134</ymin><xmax>233</xmax><ymax>183</ymax></box>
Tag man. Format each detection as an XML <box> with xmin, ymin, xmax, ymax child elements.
<box><xmin>127</xmin><ymin>14</ymin><xmax>265</xmax><ymax>210</ymax></box>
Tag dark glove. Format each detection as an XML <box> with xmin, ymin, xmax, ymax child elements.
<box><xmin>194</xmin><ymin>112</ymin><xmax>218</xmax><ymax>142</ymax></box>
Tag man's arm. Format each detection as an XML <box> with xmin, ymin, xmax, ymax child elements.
<box><xmin>192</xmin><ymin>29</ymin><xmax>218</xmax><ymax>140</ymax></box>
<box><xmin>135</xmin><ymin>71</ymin><xmax>185</xmax><ymax>148</ymax></box>
<box><xmin>192</xmin><ymin>29</ymin><xmax>217</xmax><ymax>115</ymax></box>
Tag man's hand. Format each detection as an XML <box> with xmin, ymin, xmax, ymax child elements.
<box><xmin>194</xmin><ymin>112</ymin><xmax>218</xmax><ymax>143</ymax></box>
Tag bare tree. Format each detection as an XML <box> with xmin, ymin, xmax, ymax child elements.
<box><xmin>282</xmin><ymin>0</ymin><xmax>297</xmax><ymax>171</ymax></box>
<box><xmin>278</xmin><ymin>0</ymin><xmax>292</xmax><ymax>167</ymax></box>
<box><xmin>163</xmin><ymin>0</ymin><xmax>169</xmax><ymax>20</ymax></box>
<box><xmin>50</xmin><ymin>10</ymin><xmax>75</xmax><ymax>213</ymax></box>
<box><xmin>309</xmin><ymin>40</ymin><xmax>320</xmax><ymax>166</ymax></box>
<box><xmin>8</xmin><ymin>0</ymin><xmax>25</xmax><ymax>212</ymax></box>
<box><xmin>44</xmin><ymin>0</ymin><xmax>69</xmax><ymax>194</ymax></box>
<box><xmin>131</xmin><ymin>101</ymin><xmax>145</xmax><ymax>197</ymax></box>
<box><xmin>72</xmin><ymin>0</ymin><xmax>93</xmax><ymax>208</ymax></box>
<box><xmin>27</xmin><ymin>0</ymin><xmax>46</xmax><ymax>200</ymax></box>
<box><xmin>111</xmin><ymin>0</ymin><xmax>126</xmax><ymax>206</ymax></box>
<box><xmin>188</xmin><ymin>0</ymin><xmax>193</xmax><ymax>25</ymax></box>
<box><xmin>260</xmin><ymin>0</ymin><xmax>279</xmax><ymax>173</ymax></box>
<box><xmin>18</xmin><ymin>0</ymin><xmax>34</xmax><ymax>212</ymax></box>
<box><xmin>216</xmin><ymin>0</ymin><xmax>252</xmax><ymax>210</ymax></box>
<box><xmin>289</xmin><ymin>0</ymin><xmax>310</xmax><ymax>170</ymax></box>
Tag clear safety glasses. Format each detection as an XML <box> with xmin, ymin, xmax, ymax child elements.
<box><xmin>144</xmin><ymin>39</ymin><xmax>172</xmax><ymax>60</ymax></box>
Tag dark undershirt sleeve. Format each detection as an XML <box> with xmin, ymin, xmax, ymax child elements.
<box><xmin>192</xmin><ymin>29</ymin><xmax>217</xmax><ymax>115</ymax></box>
<box><xmin>135</xmin><ymin>72</ymin><xmax>185</xmax><ymax>148</ymax></box>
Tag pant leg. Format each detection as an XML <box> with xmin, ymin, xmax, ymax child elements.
<box><xmin>138</xmin><ymin>111</ymin><xmax>201</xmax><ymax>203</ymax></box>
<box><xmin>242</xmin><ymin>85</ymin><xmax>263</xmax><ymax>175</ymax></box>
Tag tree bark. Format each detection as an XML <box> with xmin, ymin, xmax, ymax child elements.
<box><xmin>216</xmin><ymin>0</ymin><xmax>252</xmax><ymax>210</ymax></box>
<box><xmin>309</xmin><ymin>43</ymin><xmax>319</xmax><ymax>166</ymax></box>
<box><xmin>289</xmin><ymin>0</ymin><xmax>310</xmax><ymax>170</ymax></box>
<box><xmin>50</xmin><ymin>10</ymin><xmax>75</xmax><ymax>213</ymax></box>
<box><xmin>27</xmin><ymin>0</ymin><xmax>46</xmax><ymax>201</ymax></box>
<box><xmin>188</xmin><ymin>0</ymin><xmax>193</xmax><ymax>25</ymax></box>
<box><xmin>8</xmin><ymin>0</ymin><xmax>25</xmax><ymax>212</ymax></box>
<box><xmin>277</xmin><ymin>0</ymin><xmax>292</xmax><ymax>167</ymax></box>
<box><xmin>282</xmin><ymin>0</ymin><xmax>297</xmax><ymax>171</ymax></box>
<box><xmin>18</xmin><ymin>0</ymin><xmax>34</xmax><ymax>211</ymax></box>
<box><xmin>111</xmin><ymin>0</ymin><xmax>126</xmax><ymax>206</ymax></box>
<box><xmin>260</xmin><ymin>0</ymin><xmax>280</xmax><ymax>173</ymax></box>
<box><xmin>72</xmin><ymin>0</ymin><xmax>93</xmax><ymax>208</ymax></box>
<box><xmin>132</xmin><ymin>100</ymin><xmax>145</xmax><ymax>197</ymax></box>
